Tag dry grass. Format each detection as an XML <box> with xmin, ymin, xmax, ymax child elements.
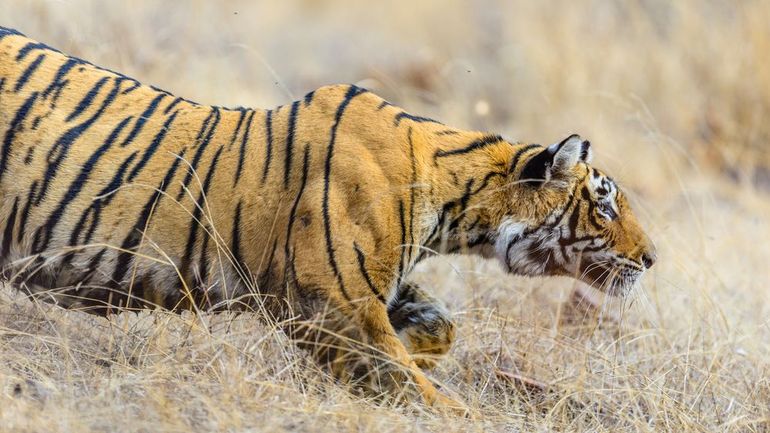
<box><xmin>1</xmin><ymin>1</ymin><xmax>770</xmax><ymax>431</ymax></box>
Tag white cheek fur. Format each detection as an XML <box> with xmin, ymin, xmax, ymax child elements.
<box><xmin>493</xmin><ymin>218</ymin><xmax>526</xmax><ymax>264</ymax></box>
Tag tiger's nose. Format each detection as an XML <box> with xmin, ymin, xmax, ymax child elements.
<box><xmin>641</xmin><ymin>251</ymin><xmax>657</xmax><ymax>269</ymax></box>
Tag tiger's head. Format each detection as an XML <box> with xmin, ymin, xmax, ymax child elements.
<box><xmin>492</xmin><ymin>134</ymin><xmax>656</xmax><ymax>296</ymax></box>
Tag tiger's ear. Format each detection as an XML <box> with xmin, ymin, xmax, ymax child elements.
<box><xmin>519</xmin><ymin>134</ymin><xmax>591</xmax><ymax>185</ymax></box>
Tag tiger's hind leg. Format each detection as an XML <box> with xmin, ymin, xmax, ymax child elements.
<box><xmin>388</xmin><ymin>281</ymin><xmax>456</xmax><ymax>370</ymax></box>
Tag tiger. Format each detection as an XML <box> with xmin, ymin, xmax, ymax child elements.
<box><xmin>0</xmin><ymin>27</ymin><xmax>656</xmax><ymax>413</ymax></box>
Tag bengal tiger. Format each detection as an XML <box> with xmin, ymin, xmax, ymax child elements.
<box><xmin>0</xmin><ymin>27</ymin><xmax>656</xmax><ymax>413</ymax></box>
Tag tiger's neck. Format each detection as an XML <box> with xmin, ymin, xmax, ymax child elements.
<box><xmin>409</xmin><ymin>127</ymin><xmax>522</xmax><ymax>258</ymax></box>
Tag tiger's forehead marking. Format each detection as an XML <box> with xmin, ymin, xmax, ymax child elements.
<box><xmin>588</xmin><ymin>167</ymin><xmax>618</xmax><ymax>198</ymax></box>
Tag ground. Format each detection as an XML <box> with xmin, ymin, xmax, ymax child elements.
<box><xmin>1</xmin><ymin>1</ymin><xmax>769</xmax><ymax>432</ymax></box>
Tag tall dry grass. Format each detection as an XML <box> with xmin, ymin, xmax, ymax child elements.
<box><xmin>1</xmin><ymin>1</ymin><xmax>769</xmax><ymax>432</ymax></box>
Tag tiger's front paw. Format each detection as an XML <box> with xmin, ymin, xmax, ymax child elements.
<box><xmin>388</xmin><ymin>282</ymin><xmax>456</xmax><ymax>369</ymax></box>
<box><xmin>401</xmin><ymin>316</ymin><xmax>456</xmax><ymax>369</ymax></box>
<box><xmin>430</xmin><ymin>391</ymin><xmax>471</xmax><ymax>418</ymax></box>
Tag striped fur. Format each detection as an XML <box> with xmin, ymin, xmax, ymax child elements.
<box><xmin>0</xmin><ymin>28</ymin><xmax>655</xmax><ymax>412</ymax></box>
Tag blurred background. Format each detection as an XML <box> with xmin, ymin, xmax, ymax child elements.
<box><xmin>6</xmin><ymin>0</ymin><xmax>770</xmax><ymax>191</ymax></box>
<box><xmin>1</xmin><ymin>1</ymin><xmax>769</xmax><ymax>431</ymax></box>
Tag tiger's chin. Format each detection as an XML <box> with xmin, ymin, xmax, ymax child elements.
<box><xmin>578</xmin><ymin>262</ymin><xmax>643</xmax><ymax>297</ymax></box>
<box><xmin>498</xmin><ymin>251</ymin><xmax>643</xmax><ymax>297</ymax></box>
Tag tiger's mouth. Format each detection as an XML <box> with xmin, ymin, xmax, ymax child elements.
<box><xmin>578</xmin><ymin>261</ymin><xmax>643</xmax><ymax>297</ymax></box>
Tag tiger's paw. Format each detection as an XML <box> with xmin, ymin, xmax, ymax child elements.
<box><xmin>430</xmin><ymin>392</ymin><xmax>471</xmax><ymax>418</ymax></box>
<box><xmin>388</xmin><ymin>282</ymin><xmax>456</xmax><ymax>369</ymax></box>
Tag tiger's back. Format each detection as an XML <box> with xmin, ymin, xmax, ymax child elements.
<box><xmin>0</xmin><ymin>27</ymin><xmax>398</xmax><ymax>314</ymax></box>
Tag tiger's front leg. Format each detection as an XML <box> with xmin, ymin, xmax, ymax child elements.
<box><xmin>388</xmin><ymin>281</ymin><xmax>456</xmax><ymax>369</ymax></box>
<box><xmin>290</xmin><ymin>290</ymin><xmax>466</xmax><ymax>414</ymax></box>
<box><xmin>285</xmin><ymin>232</ymin><xmax>465</xmax><ymax>413</ymax></box>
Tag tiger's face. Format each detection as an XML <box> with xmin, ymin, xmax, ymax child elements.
<box><xmin>494</xmin><ymin>135</ymin><xmax>656</xmax><ymax>296</ymax></box>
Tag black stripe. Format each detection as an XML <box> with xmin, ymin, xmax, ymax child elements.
<box><xmin>547</xmin><ymin>179</ymin><xmax>583</xmax><ymax>229</ymax></box>
<box><xmin>448</xmin><ymin>179</ymin><xmax>475</xmax><ymax>231</ymax></box>
<box><xmin>473</xmin><ymin>171</ymin><xmax>505</xmax><ymax>194</ymax></box>
<box><xmin>163</xmin><ymin>96</ymin><xmax>184</xmax><ymax>114</ymax></box>
<box><xmin>258</xmin><ymin>238</ymin><xmax>278</xmax><ymax>286</ymax></box>
<box><xmin>282</xmin><ymin>144</ymin><xmax>311</xmax><ymax>287</ymax></box>
<box><xmin>434</xmin><ymin>134</ymin><xmax>503</xmax><ymax>161</ymax></box>
<box><xmin>425</xmin><ymin>199</ymin><xmax>457</xmax><ymax>246</ymax></box>
<box><xmin>445</xmin><ymin>171</ymin><xmax>505</xmax><ymax>232</ymax></box>
<box><xmin>182</xmin><ymin>146</ymin><xmax>225</xmax><ymax>283</ymax></box>
<box><xmin>284</xmin><ymin>248</ymin><xmax>299</xmax><ymax>287</ymax></box>
<box><xmin>121</xmin><ymin>81</ymin><xmax>141</xmax><ymax>95</ymax></box>
<box><xmin>353</xmin><ymin>243</ymin><xmax>387</xmax><ymax>303</ymax></box>
<box><xmin>148</xmin><ymin>86</ymin><xmax>170</xmax><ymax>97</ymax></box>
<box><xmin>14</xmin><ymin>53</ymin><xmax>45</xmax><ymax>92</ymax></box>
<box><xmin>17</xmin><ymin>181</ymin><xmax>38</xmax><ymax>243</ymax></box>
<box><xmin>36</xmin><ymin>77</ymin><xmax>125</xmax><ymax>205</ymax></box>
<box><xmin>466</xmin><ymin>216</ymin><xmax>481</xmax><ymax>232</ymax></box>
<box><xmin>549</xmin><ymin>193</ymin><xmax>576</xmax><ymax>231</ymax></box>
<box><xmin>284</xmin><ymin>101</ymin><xmax>300</xmax><ymax>188</ymax></box>
<box><xmin>394</xmin><ymin>111</ymin><xmax>441</xmax><ymax>126</ymax></box>
<box><xmin>79</xmin><ymin>248</ymin><xmax>107</xmax><ymax>284</ymax></box>
<box><xmin>0</xmin><ymin>91</ymin><xmax>39</xmax><ymax>182</ymax></box>
<box><xmin>23</xmin><ymin>146</ymin><xmax>34</xmax><ymax>164</ymax></box>
<box><xmin>8</xmin><ymin>34</ymin><xmax>147</xmax><ymax>98</ymax></box>
<box><xmin>303</xmin><ymin>90</ymin><xmax>315</xmax><ymax>106</ymax></box>
<box><xmin>261</xmin><ymin>110</ymin><xmax>274</xmax><ymax>183</ymax></box>
<box><xmin>559</xmin><ymin>239</ymin><xmax>570</xmax><ymax>265</ymax></box>
<box><xmin>41</xmin><ymin>58</ymin><xmax>82</xmax><ymax>100</ymax></box>
<box><xmin>322</xmin><ymin>85</ymin><xmax>366</xmax><ymax>301</ymax></box>
<box><xmin>192</xmin><ymin>109</ymin><xmax>218</xmax><ymax>141</ymax></box>
<box><xmin>587</xmin><ymin>207</ymin><xmax>604</xmax><ymax>231</ymax></box>
<box><xmin>15</xmin><ymin>42</ymin><xmax>49</xmax><ymax>62</ymax></box>
<box><xmin>284</xmin><ymin>143</ymin><xmax>311</xmax><ymax>262</ymax></box>
<box><xmin>66</xmin><ymin>76</ymin><xmax>109</xmax><ymax>122</ymax></box>
<box><xmin>428</xmin><ymin>167</ymin><xmax>504</xmax><ymax>243</ymax></box>
<box><xmin>32</xmin><ymin>116</ymin><xmax>133</xmax><ymax>253</ymax></box>
<box><xmin>0</xmin><ymin>27</ymin><xmax>23</xmax><ymax>41</ymax></box>
<box><xmin>69</xmin><ymin>151</ymin><xmax>139</xmax><ymax>246</ymax></box>
<box><xmin>31</xmin><ymin>115</ymin><xmax>43</xmax><ymax>130</ymax></box>
<box><xmin>231</xmin><ymin>201</ymin><xmax>244</xmax><ymax>271</ymax></box>
<box><xmin>581</xmin><ymin>243</ymin><xmax>609</xmax><ymax>254</ymax></box>
<box><xmin>176</xmin><ymin>108</ymin><xmax>221</xmax><ymax>200</ymax></box>
<box><xmin>567</xmin><ymin>207</ymin><xmax>581</xmax><ymax>240</ymax></box>
<box><xmin>2</xmin><ymin>197</ymin><xmax>19</xmax><ymax>257</ymax></box>
<box><xmin>198</xmin><ymin>230</ymin><xmax>212</xmax><ymax>291</ymax></box>
<box><xmin>227</xmin><ymin>108</ymin><xmax>248</xmax><ymax>150</ymax></box>
<box><xmin>509</xmin><ymin>144</ymin><xmax>541</xmax><ymax>173</ymax></box>
<box><xmin>127</xmin><ymin>110</ymin><xmax>180</xmax><ymax>181</ymax></box>
<box><xmin>435</xmin><ymin>129</ymin><xmax>459</xmax><ymax>136</ymax></box>
<box><xmin>234</xmin><ymin>110</ymin><xmax>256</xmax><ymax>187</ymax></box>
<box><xmin>119</xmin><ymin>93</ymin><xmax>167</xmax><ymax>147</ymax></box>
<box><xmin>397</xmin><ymin>200</ymin><xmax>406</xmax><ymax>283</ymax></box>
<box><xmin>581</xmin><ymin>186</ymin><xmax>605</xmax><ymax>231</ymax></box>
<box><xmin>112</xmin><ymin>148</ymin><xmax>188</xmax><ymax>285</ymax></box>
<box><xmin>377</xmin><ymin>100</ymin><xmax>391</xmax><ymax>110</ymax></box>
